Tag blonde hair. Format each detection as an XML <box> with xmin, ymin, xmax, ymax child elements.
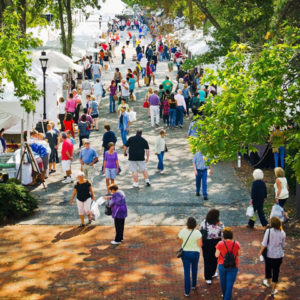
<box><xmin>274</xmin><ymin>167</ymin><xmax>285</xmax><ymax>178</ymax></box>
<box><xmin>148</xmin><ymin>88</ymin><xmax>153</xmax><ymax>93</ymax></box>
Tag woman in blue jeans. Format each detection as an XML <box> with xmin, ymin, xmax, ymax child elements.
<box><xmin>215</xmin><ymin>227</ymin><xmax>241</xmax><ymax>300</ymax></box>
<box><xmin>154</xmin><ymin>130</ymin><xmax>166</xmax><ymax>174</ymax></box>
<box><xmin>178</xmin><ymin>217</ymin><xmax>202</xmax><ymax>297</ymax></box>
<box><xmin>168</xmin><ymin>93</ymin><xmax>177</xmax><ymax>129</ymax></box>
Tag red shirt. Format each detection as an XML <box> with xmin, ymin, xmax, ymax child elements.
<box><xmin>102</xmin><ymin>43</ymin><xmax>108</xmax><ymax>51</ymax></box>
<box><xmin>216</xmin><ymin>240</ymin><xmax>241</xmax><ymax>268</ymax></box>
<box><xmin>146</xmin><ymin>65</ymin><xmax>152</xmax><ymax>76</ymax></box>
<box><xmin>121</xmin><ymin>49</ymin><xmax>125</xmax><ymax>55</ymax></box>
<box><xmin>61</xmin><ymin>139</ymin><xmax>73</xmax><ymax>161</ymax></box>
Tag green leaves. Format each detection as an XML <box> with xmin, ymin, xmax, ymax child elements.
<box><xmin>0</xmin><ymin>8</ymin><xmax>42</xmax><ymax>113</ymax></box>
<box><xmin>189</xmin><ymin>38</ymin><xmax>300</xmax><ymax>181</ymax></box>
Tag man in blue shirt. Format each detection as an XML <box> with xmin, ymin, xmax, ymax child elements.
<box><xmin>79</xmin><ymin>140</ymin><xmax>98</xmax><ymax>182</ymax></box>
<box><xmin>118</xmin><ymin>106</ymin><xmax>130</xmax><ymax>146</ymax></box>
<box><xmin>192</xmin><ymin>151</ymin><xmax>213</xmax><ymax>199</ymax></box>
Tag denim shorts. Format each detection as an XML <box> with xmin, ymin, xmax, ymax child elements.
<box><xmin>105</xmin><ymin>168</ymin><xmax>117</xmax><ymax>179</ymax></box>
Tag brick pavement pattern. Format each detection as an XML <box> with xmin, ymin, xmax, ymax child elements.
<box><xmin>0</xmin><ymin>225</ymin><xmax>299</xmax><ymax>299</ymax></box>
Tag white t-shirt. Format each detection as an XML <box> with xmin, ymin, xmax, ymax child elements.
<box><xmin>92</xmin><ymin>64</ymin><xmax>101</xmax><ymax>75</ymax></box>
<box><xmin>84</xmin><ymin>60</ymin><xmax>90</xmax><ymax>70</ymax></box>
<box><xmin>119</xmin><ymin>82</ymin><xmax>129</xmax><ymax>97</ymax></box>
<box><xmin>94</xmin><ymin>82</ymin><xmax>103</xmax><ymax>96</ymax></box>
<box><xmin>140</xmin><ymin>57</ymin><xmax>147</xmax><ymax>68</ymax></box>
<box><xmin>274</xmin><ymin>177</ymin><xmax>289</xmax><ymax>199</ymax></box>
<box><xmin>178</xmin><ymin>228</ymin><xmax>202</xmax><ymax>252</ymax></box>
<box><xmin>58</xmin><ymin>102</ymin><xmax>65</xmax><ymax>114</ymax></box>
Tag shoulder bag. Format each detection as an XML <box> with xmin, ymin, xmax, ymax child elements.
<box><xmin>200</xmin><ymin>221</ymin><xmax>208</xmax><ymax>241</ymax></box>
<box><xmin>176</xmin><ymin>229</ymin><xmax>194</xmax><ymax>258</ymax></box>
<box><xmin>262</xmin><ymin>229</ymin><xmax>271</xmax><ymax>258</ymax></box>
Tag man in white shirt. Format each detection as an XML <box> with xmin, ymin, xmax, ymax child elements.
<box><xmin>91</xmin><ymin>61</ymin><xmax>101</xmax><ymax>83</ymax></box>
<box><xmin>140</xmin><ymin>56</ymin><xmax>147</xmax><ymax>78</ymax></box>
<box><xmin>81</xmin><ymin>77</ymin><xmax>92</xmax><ymax>108</ymax></box>
<box><xmin>119</xmin><ymin>79</ymin><xmax>129</xmax><ymax>101</ymax></box>
<box><xmin>175</xmin><ymin>89</ymin><xmax>186</xmax><ymax>128</ymax></box>
<box><xmin>93</xmin><ymin>78</ymin><xmax>103</xmax><ymax>104</ymax></box>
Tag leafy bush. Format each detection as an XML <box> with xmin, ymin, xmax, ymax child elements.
<box><xmin>0</xmin><ymin>182</ymin><xmax>38</xmax><ymax>220</ymax></box>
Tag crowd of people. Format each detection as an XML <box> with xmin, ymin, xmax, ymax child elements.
<box><xmin>17</xmin><ymin>16</ymin><xmax>291</xmax><ymax>299</ymax></box>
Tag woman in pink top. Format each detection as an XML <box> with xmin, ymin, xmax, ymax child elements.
<box><xmin>65</xmin><ymin>93</ymin><xmax>77</xmax><ymax>115</ymax></box>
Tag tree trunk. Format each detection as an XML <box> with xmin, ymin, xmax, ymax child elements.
<box><xmin>65</xmin><ymin>0</ymin><xmax>72</xmax><ymax>57</ymax></box>
<box><xmin>192</xmin><ymin>0</ymin><xmax>221</xmax><ymax>30</ymax></box>
<box><xmin>18</xmin><ymin>0</ymin><xmax>26</xmax><ymax>34</ymax></box>
<box><xmin>58</xmin><ymin>0</ymin><xmax>67</xmax><ymax>55</ymax></box>
<box><xmin>0</xmin><ymin>0</ymin><xmax>13</xmax><ymax>28</ymax></box>
<box><xmin>188</xmin><ymin>0</ymin><xmax>195</xmax><ymax>30</ymax></box>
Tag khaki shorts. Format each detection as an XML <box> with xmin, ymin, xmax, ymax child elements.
<box><xmin>129</xmin><ymin>161</ymin><xmax>147</xmax><ymax>173</ymax></box>
<box><xmin>61</xmin><ymin>160</ymin><xmax>71</xmax><ymax>172</ymax></box>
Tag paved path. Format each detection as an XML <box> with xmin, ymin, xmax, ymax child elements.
<box><xmin>20</xmin><ymin>30</ymin><xmax>250</xmax><ymax>226</ymax></box>
<box><xmin>0</xmin><ymin>225</ymin><xmax>299</xmax><ymax>299</ymax></box>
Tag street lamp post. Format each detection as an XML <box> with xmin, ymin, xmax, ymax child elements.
<box><xmin>39</xmin><ymin>51</ymin><xmax>48</xmax><ymax>120</ymax></box>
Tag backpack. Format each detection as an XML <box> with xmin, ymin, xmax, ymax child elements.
<box><xmin>222</xmin><ymin>241</ymin><xmax>236</xmax><ymax>269</ymax></box>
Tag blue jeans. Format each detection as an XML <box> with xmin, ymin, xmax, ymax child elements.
<box><xmin>195</xmin><ymin>169</ymin><xmax>207</xmax><ymax>196</ymax></box>
<box><xmin>274</xmin><ymin>146</ymin><xmax>285</xmax><ymax>168</ymax></box>
<box><xmin>120</xmin><ymin>128</ymin><xmax>127</xmax><ymax>145</ymax></box>
<box><xmin>181</xmin><ymin>251</ymin><xmax>200</xmax><ymax>295</ymax></box>
<box><xmin>218</xmin><ymin>264</ymin><xmax>238</xmax><ymax>300</ymax></box>
<box><xmin>157</xmin><ymin>151</ymin><xmax>164</xmax><ymax>171</ymax></box>
<box><xmin>169</xmin><ymin>108</ymin><xmax>176</xmax><ymax>127</ymax></box>
<box><xmin>93</xmin><ymin>74</ymin><xmax>100</xmax><ymax>83</ymax></box>
<box><xmin>176</xmin><ymin>106</ymin><xmax>184</xmax><ymax>126</ymax></box>
<box><xmin>109</xmin><ymin>95</ymin><xmax>116</xmax><ymax>112</ymax></box>
<box><xmin>141</xmin><ymin>67</ymin><xmax>146</xmax><ymax>78</ymax></box>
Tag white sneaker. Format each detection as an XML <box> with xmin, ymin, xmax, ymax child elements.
<box><xmin>206</xmin><ymin>280</ymin><xmax>212</xmax><ymax>285</ymax></box>
<box><xmin>111</xmin><ymin>241</ymin><xmax>121</xmax><ymax>245</ymax></box>
<box><xmin>271</xmin><ymin>289</ymin><xmax>278</xmax><ymax>296</ymax></box>
<box><xmin>212</xmin><ymin>272</ymin><xmax>218</xmax><ymax>278</ymax></box>
<box><xmin>160</xmin><ymin>171</ymin><xmax>164</xmax><ymax>174</ymax></box>
<box><xmin>132</xmin><ymin>182</ymin><xmax>139</xmax><ymax>188</ymax></box>
<box><xmin>263</xmin><ymin>279</ymin><xmax>270</xmax><ymax>287</ymax></box>
<box><xmin>62</xmin><ymin>177</ymin><xmax>72</xmax><ymax>184</ymax></box>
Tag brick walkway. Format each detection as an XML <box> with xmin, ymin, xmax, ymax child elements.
<box><xmin>0</xmin><ymin>225</ymin><xmax>298</xmax><ymax>299</ymax></box>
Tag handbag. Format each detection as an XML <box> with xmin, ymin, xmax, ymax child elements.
<box><xmin>262</xmin><ymin>229</ymin><xmax>271</xmax><ymax>258</ymax></box>
<box><xmin>143</xmin><ymin>101</ymin><xmax>149</xmax><ymax>108</ymax></box>
<box><xmin>105</xmin><ymin>201</ymin><xmax>112</xmax><ymax>216</ymax></box>
<box><xmin>200</xmin><ymin>221</ymin><xmax>208</xmax><ymax>241</ymax></box>
<box><xmin>113</xmin><ymin>94</ymin><xmax>118</xmax><ymax>101</ymax></box>
<box><xmin>176</xmin><ymin>229</ymin><xmax>194</xmax><ymax>258</ymax></box>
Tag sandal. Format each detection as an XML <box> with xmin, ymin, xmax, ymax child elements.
<box><xmin>78</xmin><ymin>224</ymin><xmax>85</xmax><ymax>228</ymax></box>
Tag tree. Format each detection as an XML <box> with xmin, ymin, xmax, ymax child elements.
<box><xmin>50</xmin><ymin>0</ymin><xmax>99</xmax><ymax>57</ymax></box>
<box><xmin>189</xmin><ymin>31</ymin><xmax>300</xmax><ymax>181</ymax></box>
<box><xmin>0</xmin><ymin>8</ymin><xmax>42</xmax><ymax>113</ymax></box>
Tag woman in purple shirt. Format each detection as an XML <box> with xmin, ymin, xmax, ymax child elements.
<box><xmin>103</xmin><ymin>142</ymin><xmax>119</xmax><ymax>193</ymax></box>
<box><xmin>106</xmin><ymin>184</ymin><xmax>127</xmax><ymax>245</ymax></box>
<box><xmin>108</xmin><ymin>80</ymin><xmax>117</xmax><ymax>113</ymax></box>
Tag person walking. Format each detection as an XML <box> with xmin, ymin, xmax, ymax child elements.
<box><xmin>118</xmin><ymin>106</ymin><xmax>130</xmax><ymax>147</ymax></box>
<box><xmin>193</xmin><ymin>151</ymin><xmax>213</xmax><ymax>199</ymax></box>
<box><xmin>140</xmin><ymin>56</ymin><xmax>147</xmax><ymax>78</ymax></box>
<box><xmin>89</xmin><ymin>96</ymin><xmax>99</xmax><ymax>131</ymax></box>
<box><xmin>146</xmin><ymin>61</ymin><xmax>152</xmax><ymax>86</ymax></box>
<box><xmin>162</xmin><ymin>95</ymin><xmax>170</xmax><ymax>127</ymax></box>
<box><xmin>103</xmin><ymin>142</ymin><xmax>119</xmax><ymax>193</ymax></box>
<box><xmin>81</xmin><ymin>77</ymin><xmax>92</xmax><ymax>108</ymax></box>
<box><xmin>114</xmin><ymin>68</ymin><xmax>122</xmax><ymax>88</ymax></box>
<box><xmin>63</xmin><ymin>113</ymin><xmax>75</xmax><ymax>138</ymax></box>
<box><xmin>78</xmin><ymin>115</ymin><xmax>91</xmax><ymax>148</ymax></box>
<box><xmin>117</xmin><ymin>98</ymin><xmax>130</xmax><ymax>116</ymax></box>
<box><xmin>93</xmin><ymin>78</ymin><xmax>103</xmax><ymax>105</ymax></box>
<box><xmin>162</xmin><ymin>76</ymin><xmax>173</xmax><ymax>93</ymax></box>
<box><xmin>124</xmin><ymin>130</ymin><xmax>150</xmax><ymax>188</ymax></box>
<box><xmin>45</xmin><ymin>123</ymin><xmax>58</xmax><ymax>174</ymax></box>
<box><xmin>248</xmin><ymin>169</ymin><xmax>268</xmax><ymax>229</ymax></box>
<box><xmin>108</xmin><ymin>80</ymin><xmax>117</xmax><ymax>113</ymax></box>
<box><xmin>79</xmin><ymin>140</ymin><xmax>98</xmax><ymax>182</ymax></box>
<box><xmin>215</xmin><ymin>227</ymin><xmax>241</xmax><ymax>300</ymax></box>
<box><xmin>182</xmin><ymin>83</ymin><xmax>192</xmax><ymax>117</ymax></box>
<box><xmin>269</xmin><ymin>126</ymin><xmax>285</xmax><ymax>168</ymax></box>
<box><xmin>119</xmin><ymin>79</ymin><xmax>130</xmax><ymax>102</ymax></box>
<box><xmin>154</xmin><ymin>130</ymin><xmax>166</xmax><ymax>174</ymax></box>
<box><xmin>106</xmin><ymin>184</ymin><xmax>127</xmax><ymax>245</ymax></box>
<box><xmin>168</xmin><ymin>93</ymin><xmax>177</xmax><ymax>129</ymax></box>
<box><xmin>70</xmin><ymin>171</ymin><xmax>95</xmax><ymax>227</ymax></box>
<box><xmin>58</xmin><ymin>97</ymin><xmax>66</xmax><ymax>131</ymax></box>
<box><xmin>200</xmin><ymin>209</ymin><xmax>224</xmax><ymax>285</ymax></box>
<box><xmin>274</xmin><ymin>167</ymin><xmax>289</xmax><ymax>219</ymax></box>
<box><xmin>91</xmin><ymin>60</ymin><xmax>101</xmax><ymax>83</ymax></box>
<box><xmin>148</xmin><ymin>90</ymin><xmax>160</xmax><ymax>127</ymax></box>
<box><xmin>175</xmin><ymin>90</ymin><xmax>186</xmax><ymax>128</ymax></box>
<box><xmin>121</xmin><ymin>46</ymin><xmax>126</xmax><ymax>64</ymax></box>
<box><xmin>100</xmin><ymin>123</ymin><xmax>117</xmax><ymax>165</ymax></box>
<box><xmin>65</xmin><ymin>93</ymin><xmax>77</xmax><ymax>118</ymax></box>
<box><xmin>61</xmin><ymin>132</ymin><xmax>74</xmax><ymax>183</ymax></box>
<box><xmin>178</xmin><ymin>217</ymin><xmax>202</xmax><ymax>297</ymax></box>
<box><xmin>258</xmin><ymin>217</ymin><xmax>286</xmax><ymax>296</ymax></box>
<box><xmin>128</xmin><ymin>74</ymin><xmax>136</xmax><ymax>101</ymax></box>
